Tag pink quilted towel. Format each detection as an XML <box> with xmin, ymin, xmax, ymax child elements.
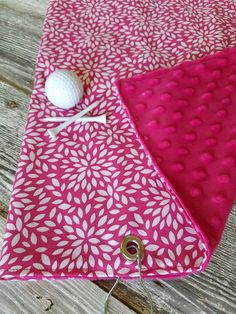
<box><xmin>0</xmin><ymin>0</ymin><xmax>236</xmax><ymax>280</ymax></box>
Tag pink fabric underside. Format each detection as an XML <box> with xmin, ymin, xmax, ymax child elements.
<box><xmin>0</xmin><ymin>0</ymin><xmax>235</xmax><ymax>280</ymax></box>
<box><xmin>118</xmin><ymin>47</ymin><xmax>236</xmax><ymax>251</ymax></box>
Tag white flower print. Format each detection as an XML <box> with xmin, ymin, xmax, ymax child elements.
<box><xmin>60</xmin><ymin>142</ymin><xmax>117</xmax><ymax>189</ymax></box>
<box><xmin>130</xmin><ymin>36</ymin><xmax>170</xmax><ymax>65</ymax></box>
<box><xmin>96</xmin><ymin>124</ymin><xmax>134</xmax><ymax>147</ymax></box>
<box><xmin>51</xmin><ymin>207</ymin><xmax>119</xmax><ymax>270</ymax></box>
<box><xmin>76</xmin><ymin>0</ymin><xmax>112</xmax><ymax>19</ymax></box>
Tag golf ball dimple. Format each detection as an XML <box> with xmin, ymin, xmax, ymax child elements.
<box><xmin>45</xmin><ymin>70</ymin><xmax>84</xmax><ymax>110</ymax></box>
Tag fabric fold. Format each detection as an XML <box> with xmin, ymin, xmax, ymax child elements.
<box><xmin>117</xmin><ymin>47</ymin><xmax>236</xmax><ymax>252</ymax></box>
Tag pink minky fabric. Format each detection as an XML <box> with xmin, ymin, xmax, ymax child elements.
<box><xmin>117</xmin><ymin>47</ymin><xmax>236</xmax><ymax>253</ymax></box>
<box><xmin>0</xmin><ymin>0</ymin><xmax>235</xmax><ymax>280</ymax></box>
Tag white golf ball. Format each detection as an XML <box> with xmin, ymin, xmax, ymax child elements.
<box><xmin>45</xmin><ymin>70</ymin><xmax>84</xmax><ymax>110</ymax></box>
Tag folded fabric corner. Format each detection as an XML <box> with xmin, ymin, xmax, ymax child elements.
<box><xmin>117</xmin><ymin>47</ymin><xmax>236</xmax><ymax>266</ymax></box>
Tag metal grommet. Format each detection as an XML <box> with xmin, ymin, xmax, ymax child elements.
<box><xmin>120</xmin><ymin>235</ymin><xmax>144</xmax><ymax>261</ymax></box>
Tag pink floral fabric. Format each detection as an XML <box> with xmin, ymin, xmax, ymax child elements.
<box><xmin>0</xmin><ymin>0</ymin><xmax>235</xmax><ymax>280</ymax></box>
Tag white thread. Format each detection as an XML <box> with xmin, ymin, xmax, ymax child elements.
<box><xmin>104</xmin><ymin>278</ymin><xmax>120</xmax><ymax>314</ymax></box>
<box><xmin>137</xmin><ymin>249</ymin><xmax>153</xmax><ymax>314</ymax></box>
<box><xmin>104</xmin><ymin>244</ymin><xmax>153</xmax><ymax>314</ymax></box>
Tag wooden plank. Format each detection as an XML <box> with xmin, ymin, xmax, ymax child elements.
<box><xmin>0</xmin><ymin>276</ymin><xmax>136</xmax><ymax>314</ymax></box>
<box><xmin>0</xmin><ymin>0</ymin><xmax>236</xmax><ymax>313</ymax></box>
<box><xmin>0</xmin><ymin>0</ymin><xmax>42</xmax><ymax>206</ymax></box>
<box><xmin>0</xmin><ymin>84</ymin><xmax>28</xmax><ymax>207</ymax></box>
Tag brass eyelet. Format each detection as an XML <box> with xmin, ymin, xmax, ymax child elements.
<box><xmin>120</xmin><ymin>235</ymin><xmax>144</xmax><ymax>261</ymax></box>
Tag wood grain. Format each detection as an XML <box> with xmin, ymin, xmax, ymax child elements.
<box><xmin>0</xmin><ymin>0</ymin><xmax>236</xmax><ymax>313</ymax></box>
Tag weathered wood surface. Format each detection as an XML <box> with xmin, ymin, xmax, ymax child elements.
<box><xmin>0</xmin><ymin>0</ymin><xmax>236</xmax><ymax>313</ymax></box>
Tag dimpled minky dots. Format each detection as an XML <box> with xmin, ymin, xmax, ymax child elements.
<box><xmin>117</xmin><ymin>47</ymin><xmax>236</xmax><ymax>253</ymax></box>
<box><xmin>0</xmin><ymin>0</ymin><xmax>236</xmax><ymax>280</ymax></box>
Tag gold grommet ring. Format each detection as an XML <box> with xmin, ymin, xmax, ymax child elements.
<box><xmin>120</xmin><ymin>235</ymin><xmax>144</xmax><ymax>261</ymax></box>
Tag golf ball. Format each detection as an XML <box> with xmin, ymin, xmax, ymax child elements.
<box><xmin>45</xmin><ymin>69</ymin><xmax>84</xmax><ymax>110</ymax></box>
